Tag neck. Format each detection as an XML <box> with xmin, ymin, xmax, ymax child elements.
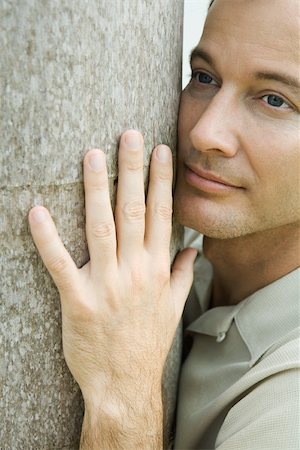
<box><xmin>203</xmin><ymin>224</ymin><xmax>300</xmax><ymax>308</ymax></box>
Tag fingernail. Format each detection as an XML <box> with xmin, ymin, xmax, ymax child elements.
<box><xmin>156</xmin><ymin>145</ymin><xmax>170</xmax><ymax>163</ymax></box>
<box><xmin>124</xmin><ymin>130</ymin><xmax>142</xmax><ymax>149</ymax></box>
<box><xmin>88</xmin><ymin>151</ymin><xmax>104</xmax><ymax>172</ymax></box>
<box><xmin>30</xmin><ymin>207</ymin><xmax>47</xmax><ymax>223</ymax></box>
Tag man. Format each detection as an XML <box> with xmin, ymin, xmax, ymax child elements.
<box><xmin>28</xmin><ymin>0</ymin><xmax>300</xmax><ymax>448</ymax></box>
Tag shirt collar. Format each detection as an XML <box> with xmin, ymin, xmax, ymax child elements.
<box><xmin>187</xmin><ymin>255</ymin><xmax>300</xmax><ymax>366</ymax></box>
<box><xmin>235</xmin><ymin>268</ymin><xmax>300</xmax><ymax>365</ymax></box>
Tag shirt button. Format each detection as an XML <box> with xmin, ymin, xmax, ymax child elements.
<box><xmin>216</xmin><ymin>331</ymin><xmax>226</xmax><ymax>343</ymax></box>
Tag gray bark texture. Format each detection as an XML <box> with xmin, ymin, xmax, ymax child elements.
<box><xmin>1</xmin><ymin>0</ymin><xmax>184</xmax><ymax>448</ymax></box>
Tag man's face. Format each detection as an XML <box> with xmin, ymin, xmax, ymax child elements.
<box><xmin>174</xmin><ymin>0</ymin><xmax>300</xmax><ymax>239</ymax></box>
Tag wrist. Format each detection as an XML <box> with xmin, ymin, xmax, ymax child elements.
<box><xmin>81</xmin><ymin>388</ymin><xmax>163</xmax><ymax>449</ymax></box>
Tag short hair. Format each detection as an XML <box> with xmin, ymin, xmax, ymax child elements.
<box><xmin>209</xmin><ymin>0</ymin><xmax>215</xmax><ymax>7</ymax></box>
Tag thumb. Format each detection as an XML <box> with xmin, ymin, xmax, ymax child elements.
<box><xmin>170</xmin><ymin>247</ymin><xmax>198</xmax><ymax>317</ymax></box>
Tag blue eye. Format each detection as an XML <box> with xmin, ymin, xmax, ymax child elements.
<box><xmin>193</xmin><ymin>71</ymin><xmax>217</xmax><ymax>85</ymax></box>
<box><xmin>262</xmin><ymin>94</ymin><xmax>289</xmax><ymax>109</ymax></box>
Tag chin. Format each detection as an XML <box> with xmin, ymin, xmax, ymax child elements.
<box><xmin>174</xmin><ymin>193</ymin><xmax>253</xmax><ymax>240</ymax></box>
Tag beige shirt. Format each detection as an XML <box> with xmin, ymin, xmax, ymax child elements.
<box><xmin>174</xmin><ymin>234</ymin><xmax>300</xmax><ymax>450</ymax></box>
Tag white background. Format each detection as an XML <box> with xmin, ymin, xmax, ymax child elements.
<box><xmin>182</xmin><ymin>0</ymin><xmax>210</xmax><ymax>87</ymax></box>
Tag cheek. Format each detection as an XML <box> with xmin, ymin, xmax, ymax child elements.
<box><xmin>243</xmin><ymin>119</ymin><xmax>300</xmax><ymax>186</ymax></box>
<box><xmin>178</xmin><ymin>93</ymin><xmax>205</xmax><ymax>139</ymax></box>
<box><xmin>253</xmin><ymin>148</ymin><xmax>299</xmax><ymax>187</ymax></box>
<box><xmin>247</xmin><ymin>137</ymin><xmax>300</xmax><ymax>223</ymax></box>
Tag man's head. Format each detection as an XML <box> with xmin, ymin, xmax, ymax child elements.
<box><xmin>174</xmin><ymin>0</ymin><xmax>300</xmax><ymax>239</ymax></box>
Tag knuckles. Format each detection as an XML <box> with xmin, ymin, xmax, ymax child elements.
<box><xmin>155</xmin><ymin>203</ymin><xmax>173</xmax><ymax>221</ymax></box>
<box><xmin>86</xmin><ymin>178</ymin><xmax>107</xmax><ymax>192</ymax></box>
<box><xmin>152</xmin><ymin>262</ymin><xmax>171</xmax><ymax>285</ymax></box>
<box><xmin>126</xmin><ymin>161</ymin><xmax>144</xmax><ymax>172</ymax></box>
<box><xmin>154</xmin><ymin>170</ymin><xmax>172</xmax><ymax>182</ymax></box>
<box><xmin>89</xmin><ymin>221</ymin><xmax>115</xmax><ymax>241</ymax></box>
<box><xmin>129</xmin><ymin>260</ymin><xmax>170</xmax><ymax>293</ymax></box>
<box><xmin>47</xmin><ymin>254</ymin><xmax>70</xmax><ymax>276</ymax></box>
<box><xmin>122</xmin><ymin>201</ymin><xmax>145</xmax><ymax>222</ymax></box>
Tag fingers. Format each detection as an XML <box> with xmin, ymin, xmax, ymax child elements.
<box><xmin>115</xmin><ymin>130</ymin><xmax>145</xmax><ymax>261</ymax></box>
<box><xmin>170</xmin><ymin>248</ymin><xmax>198</xmax><ymax>317</ymax></box>
<box><xmin>145</xmin><ymin>145</ymin><xmax>173</xmax><ymax>256</ymax></box>
<box><xmin>84</xmin><ymin>149</ymin><xmax>117</xmax><ymax>272</ymax></box>
<box><xmin>28</xmin><ymin>206</ymin><xmax>79</xmax><ymax>296</ymax></box>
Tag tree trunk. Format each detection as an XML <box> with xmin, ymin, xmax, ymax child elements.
<box><xmin>1</xmin><ymin>1</ymin><xmax>184</xmax><ymax>448</ymax></box>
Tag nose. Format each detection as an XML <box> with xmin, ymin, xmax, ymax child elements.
<box><xmin>190</xmin><ymin>90</ymin><xmax>240</xmax><ymax>157</ymax></box>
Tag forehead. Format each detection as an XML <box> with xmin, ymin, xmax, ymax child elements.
<box><xmin>201</xmin><ymin>0</ymin><xmax>299</xmax><ymax>67</ymax></box>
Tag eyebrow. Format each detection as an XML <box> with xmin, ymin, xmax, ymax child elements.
<box><xmin>190</xmin><ymin>48</ymin><xmax>214</xmax><ymax>68</ymax></box>
<box><xmin>254</xmin><ymin>72</ymin><xmax>300</xmax><ymax>94</ymax></box>
<box><xmin>190</xmin><ymin>47</ymin><xmax>300</xmax><ymax>94</ymax></box>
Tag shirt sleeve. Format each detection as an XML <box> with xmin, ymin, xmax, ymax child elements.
<box><xmin>215</xmin><ymin>368</ymin><xmax>300</xmax><ymax>450</ymax></box>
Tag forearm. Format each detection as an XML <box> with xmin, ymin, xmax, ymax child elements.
<box><xmin>80</xmin><ymin>392</ymin><xmax>164</xmax><ymax>450</ymax></box>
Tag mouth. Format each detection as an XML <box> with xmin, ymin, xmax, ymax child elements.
<box><xmin>184</xmin><ymin>163</ymin><xmax>243</xmax><ymax>194</ymax></box>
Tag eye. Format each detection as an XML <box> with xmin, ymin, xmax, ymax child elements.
<box><xmin>192</xmin><ymin>71</ymin><xmax>218</xmax><ymax>86</ymax></box>
<box><xmin>261</xmin><ymin>94</ymin><xmax>290</xmax><ymax>109</ymax></box>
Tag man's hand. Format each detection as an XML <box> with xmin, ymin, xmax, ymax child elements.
<box><xmin>28</xmin><ymin>130</ymin><xmax>197</xmax><ymax>449</ymax></box>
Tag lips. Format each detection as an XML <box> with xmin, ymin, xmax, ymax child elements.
<box><xmin>184</xmin><ymin>163</ymin><xmax>242</xmax><ymax>194</ymax></box>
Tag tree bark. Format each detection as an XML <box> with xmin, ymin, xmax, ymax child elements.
<box><xmin>0</xmin><ymin>1</ymin><xmax>184</xmax><ymax>448</ymax></box>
